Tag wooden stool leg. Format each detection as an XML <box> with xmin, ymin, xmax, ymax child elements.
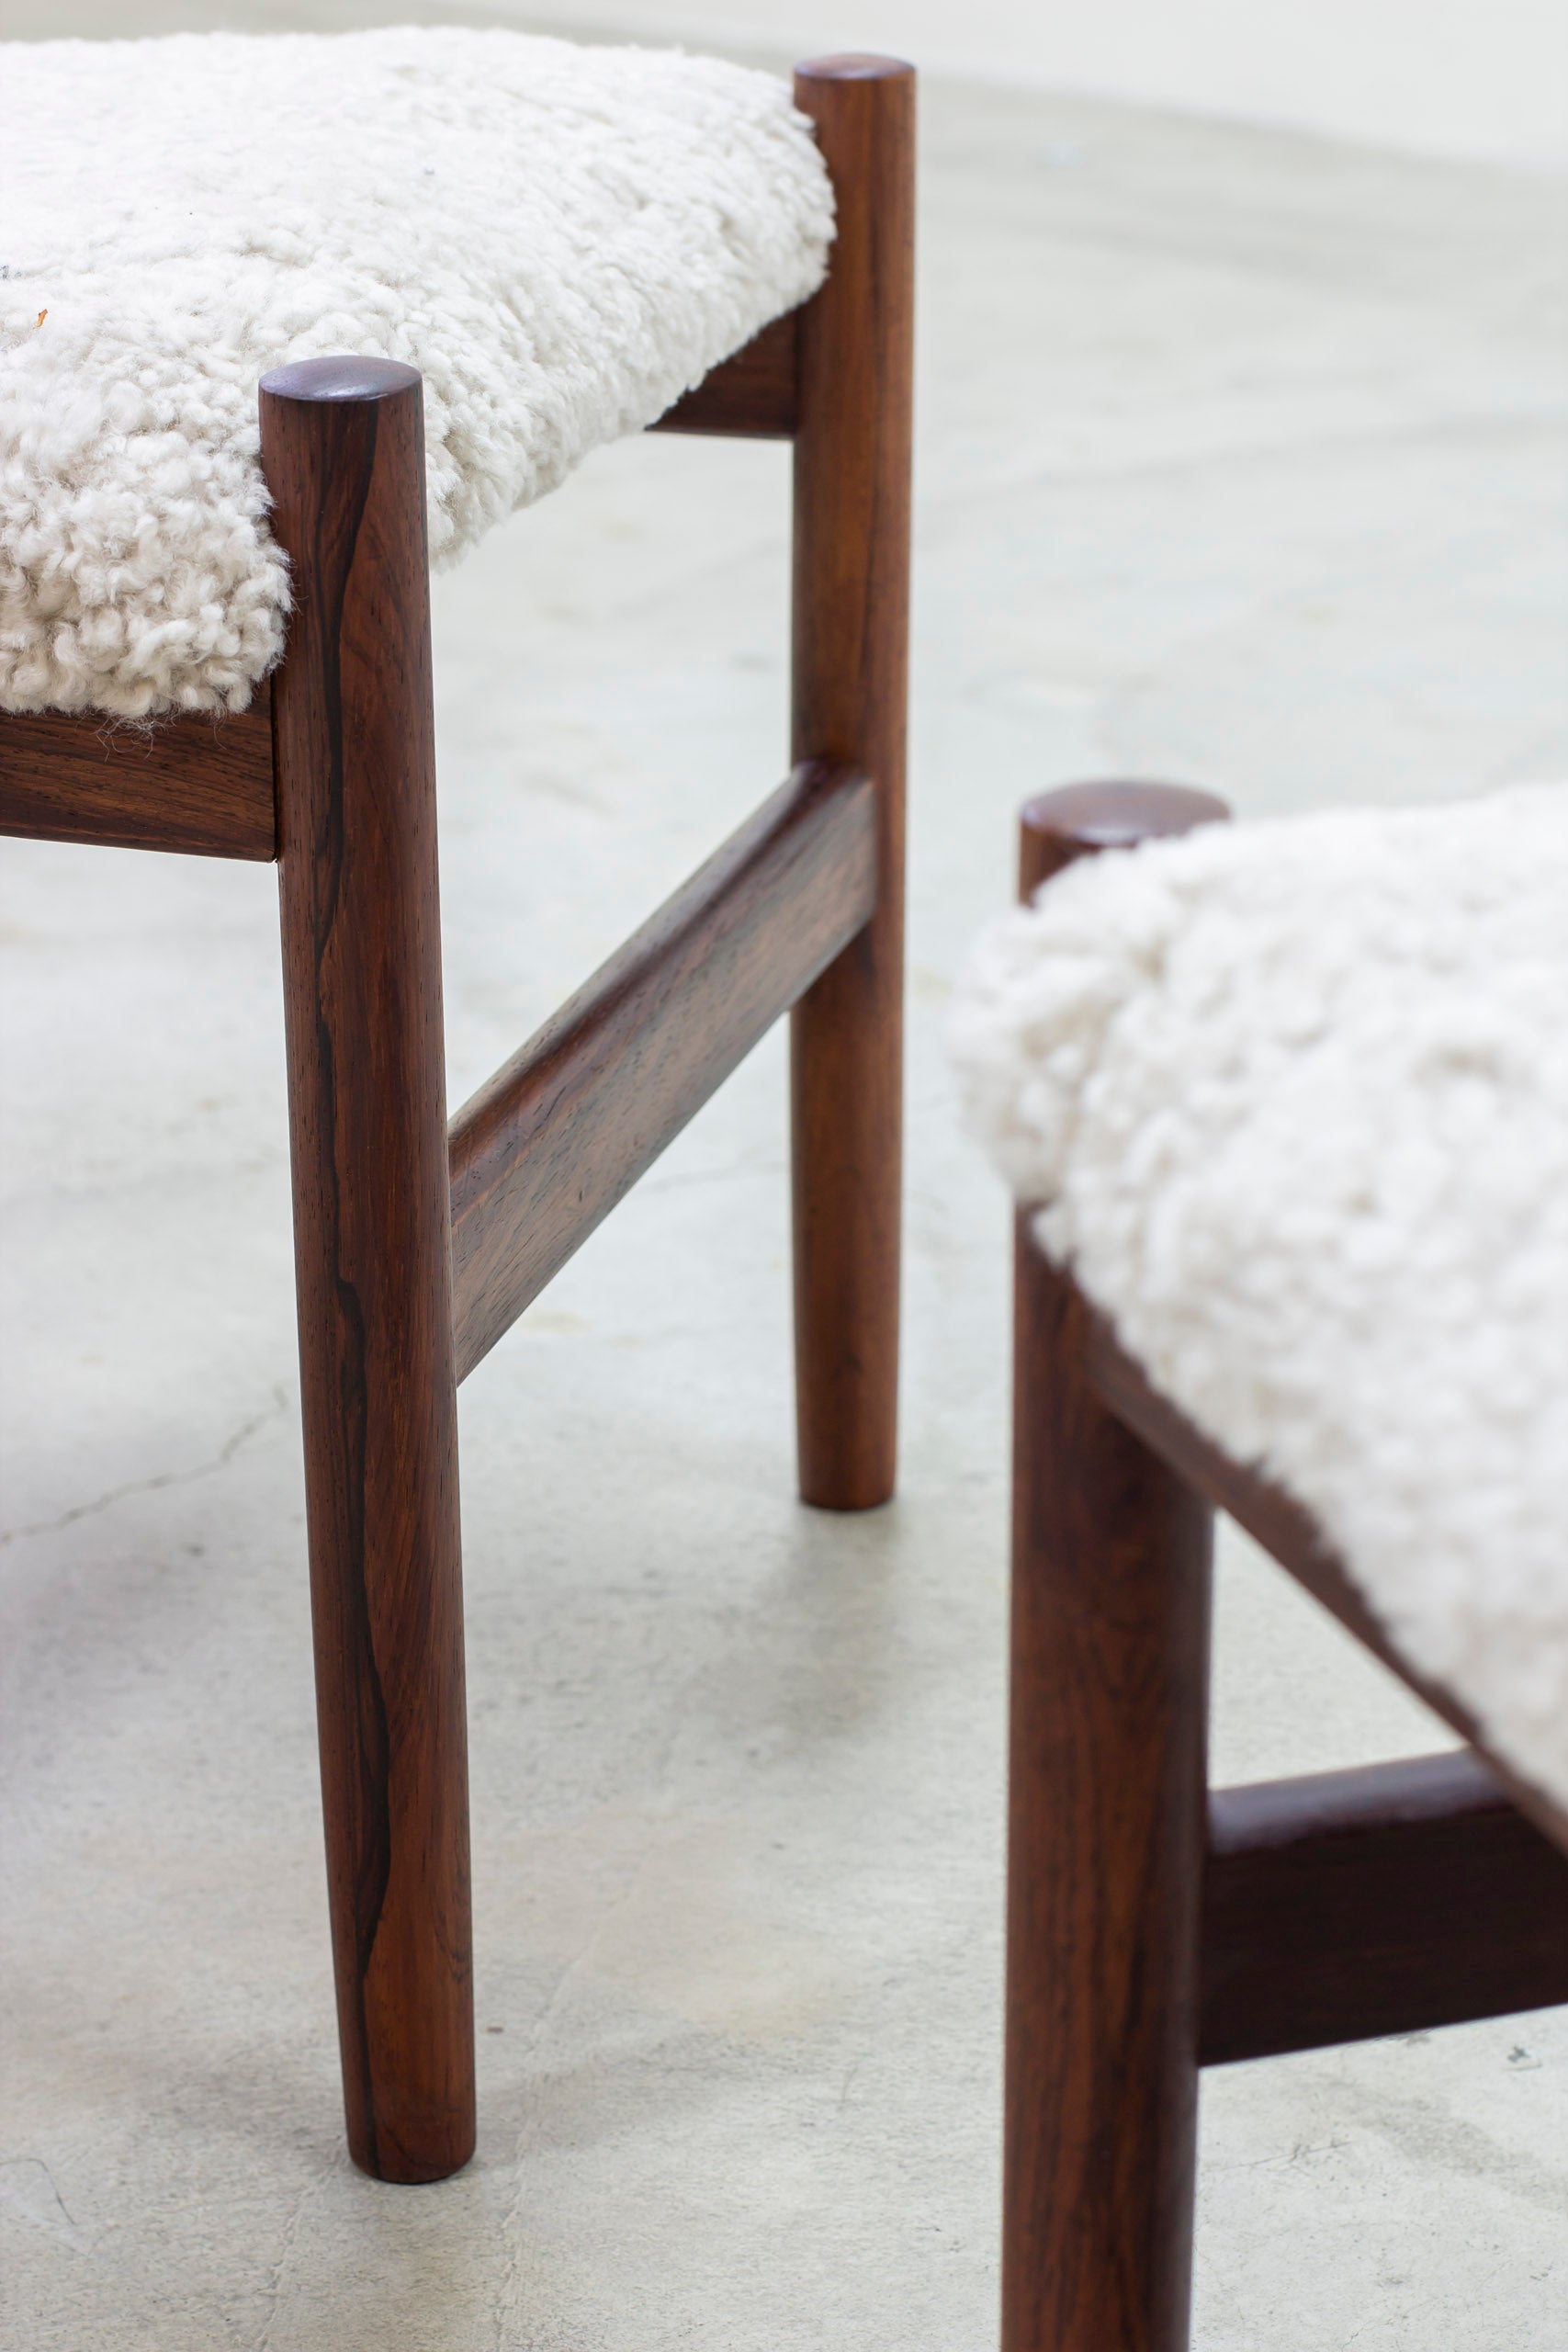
<box><xmin>789</xmin><ymin>57</ymin><xmax>915</xmax><ymax>1510</ymax></box>
<box><xmin>262</xmin><ymin>357</ymin><xmax>474</xmax><ymax>2184</ymax></box>
<box><xmin>1006</xmin><ymin>1235</ymin><xmax>1212</xmax><ymax>2352</ymax></box>
<box><xmin>1003</xmin><ymin>786</ymin><xmax>1226</xmax><ymax>2348</ymax></box>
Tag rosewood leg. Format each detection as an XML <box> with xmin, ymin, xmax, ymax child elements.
<box><xmin>1004</xmin><ymin>786</ymin><xmax>1227</xmax><ymax>2349</ymax></box>
<box><xmin>789</xmin><ymin>57</ymin><xmax>915</xmax><ymax>1510</ymax></box>
<box><xmin>262</xmin><ymin>357</ymin><xmax>474</xmax><ymax>2184</ymax></box>
<box><xmin>1006</xmin><ymin>1236</ymin><xmax>1211</xmax><ymax>2352</ymax></box>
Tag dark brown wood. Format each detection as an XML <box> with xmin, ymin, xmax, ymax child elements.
<box><xmin>1201</xmin><ymin>1750</ymin><xmax>1568</xmax><ymax>2064</ymax></box>
<box><xmin>1003</xmin><ymin>787</ymin><xmax>1227</xmax><ymax>2352</ymax></box>
<box><xmin>1082</xmin><ymin>1313</ymin><xmax>1568</xmax><ymax>1857</ymax></box>
<box><xmin>449</xmin><ymin>759</ymin><xmax>875</xmax><ymax>1384</ymax></box>
<box><xmin>0</xmin><ymin>700</ymin><xmax>276</xmax><ymax>859</ymax></box>
<box><xmin>789</xmin><ymin>56</ymin><xmax>914</xmax><ymax>1510</ymax></box>
<box><xmin>1020</xmin><ymin>778</ymin><xmax>1230</xmax><ymax>891</ymax></box>
<box><xmin>1007</xmin><ymin>775</ymin><xmax>1568</xmax><ymax>2346</ymax></box>
<box><xmin>263</xmin><ymin>355</ymin><xmax>473</xmax><ymax>2185</ymax></box>
<box><xmin>1006</xmin><ymin>1227</ymin><xmax>1213</xmax><ymax>2352</ymax></box>
<box><xmin>648</xmin><ymin>309</ymin><xmax>801</xmax><ymax>439</ymax></box>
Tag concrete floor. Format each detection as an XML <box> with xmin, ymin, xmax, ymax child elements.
<box><xmin>18</xmin><ymin>0</ymin><xmax>1568</xmax><ymax>168</ymax></box>
<box><xmin>4</xmin><ymin>36</ymin><xmax>1568</xmax><ymax>2352</ymax></box>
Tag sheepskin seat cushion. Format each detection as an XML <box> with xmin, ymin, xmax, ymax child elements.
<box><xmin>949</xmin><ymin>782</ymin><xmax>1568</xmax><ymax>1815</ymax></box>
<box><xmin>0</xmin><ymin>28</ymin><xmax>833</xmax><ymax>719</ymax></box>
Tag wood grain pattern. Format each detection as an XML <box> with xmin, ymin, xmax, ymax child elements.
<box><xmin>0</xmin><ymin>700</ymin><xmax>276</xmax><ymax>859</ymax></box>
<box><xmin>1008</xmin><ymin>775</ymin><xmax>1568</xmax><ymax>2347</ymax></box>
<box><xmin>1201</xmin><ymin>1750</ymin><xmax>1568</xmax><ymax>2064</ymax></box>
<box><xmin>789</xmin><ymin>56</ymin><xmax>915</xmax><ymax>1510</ymax></box>
<box><xmin>263</xmin><ymin>355</ymin><xmax>473</xmax><ymax>2185</ymax></box>
<box><xmin>449</xmin><ymin>759</ymin><xmax>874</xmax><ymax>1384</ymax></box>
<box><xmin>1083</xmin><ymin>1315</ymin><xmax>1568</xmax><ymax>1858</ymax></box>
<box><xmin>648</xmin><ymin>309</ymin><xmax>801</xmax><ymax>439</ymax></box>
<box><xmin>1006</xmin><ymin>1225</ymin><xmax>1213</xmax><ymax>2352</ymax></box>
<box><xmin>1003</xmin><ymin>783</ymin><xmax>1230</xmax><ymax>2352</ymax></box>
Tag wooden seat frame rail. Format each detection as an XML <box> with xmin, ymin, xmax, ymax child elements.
<box><xmin>1003</xmin><ymin>782</ymin><xmax>1568</xmax><ymax>2352</ymax></box>
<box><xmin>0</xmin><ymin>57</ymin><xmax>914</xmax><ymax>2187</ymax></box>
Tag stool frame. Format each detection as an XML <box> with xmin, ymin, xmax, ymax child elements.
<box><xmin>0</xmin><ymin>56</ymin><xmax>914</xmax><ymax>2185</ymax></box>
<box><xmin>1004</xmin><ymin>784</ymin><xmax>1568</xmax><ymax>2352</ymax></box>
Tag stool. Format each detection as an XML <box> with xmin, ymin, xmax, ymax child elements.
<box><xmin>950</xmin><ymin>782</ymin><xmax>1568</xmax><ymax>2348</ymax></box>
<box><xmin>0</xmin><ymin>28</ymin><xmax>914</xmax><ymax>2185</ymax></box>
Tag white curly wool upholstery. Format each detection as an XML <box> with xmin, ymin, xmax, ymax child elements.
<box><xmin>950</xmin><ymin>783</ymin><xmax>1568</xmax><ymax>1814</ymax></box>
<box><xmin>0</xmin><ymin>28</ymin><xmax>832</xmax><ymax>718</ymax></box>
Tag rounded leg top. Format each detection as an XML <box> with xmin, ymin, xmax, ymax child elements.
<box><xmin>1020</xmin><ymin>780</ymin><xmax>1230</xmax><ymax>894</ymax></box>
